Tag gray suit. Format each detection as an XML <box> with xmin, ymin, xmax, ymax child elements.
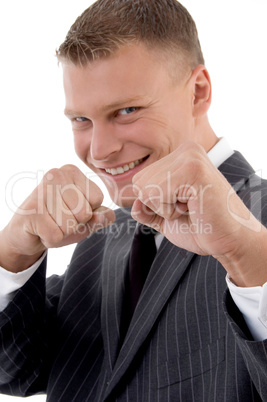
<box><xmin>1</xmin><ymin>151</ymin><xmax>267</xmax><ymax>401</ymax></box>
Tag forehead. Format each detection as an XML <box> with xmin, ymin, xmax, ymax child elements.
<box><xmin>62</xmin><ymin>43</ymin><xmax>176</xmax><ymax>113</ymax></box>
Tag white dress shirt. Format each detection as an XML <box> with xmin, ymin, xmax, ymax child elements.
<box><xmin>1</xmin><ymin>138</ymin><xmax>267</xmax><ymax>341</ymax></box>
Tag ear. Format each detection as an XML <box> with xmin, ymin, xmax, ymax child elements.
<box><xmin>191</xmin><ymin>65</ymin><xmax>212</xmax><ymax>118</ymax></box>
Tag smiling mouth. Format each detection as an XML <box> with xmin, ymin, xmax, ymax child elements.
<box><xmin>104</xmin><ymin>157</ymin><xmax>147</xmax><ymax>176</ymax></box>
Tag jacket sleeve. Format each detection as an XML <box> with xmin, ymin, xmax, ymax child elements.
<box><xmin>0</xmin><ymin>256</ymin><xmax>64</xmax><ymax>397</ymax></box>
<box><xmin>224</xmin><ymin>289</ymin><xmax>267</xmax><ymax>399</ymax></box>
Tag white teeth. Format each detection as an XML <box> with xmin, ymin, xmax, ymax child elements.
<box><xmin>105</xmin><ymin>158</ymin><xmax>144</xmax><ymax>175</ymax></box>
<box><xmin>116</xmin><ymin>167</ymin><xmax>124</xmax><ymax>174</ymax></box>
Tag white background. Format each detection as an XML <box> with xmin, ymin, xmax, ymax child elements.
<box><xmin>0</xmin><ymin>0</ymin><xmax>267</xmax><ymax>400</ymax></box>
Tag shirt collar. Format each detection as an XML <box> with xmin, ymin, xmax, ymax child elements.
<box><xmin>207</xmin><ymin>137</ymin><xmax>234</xmax><ymax>168</ymax></box>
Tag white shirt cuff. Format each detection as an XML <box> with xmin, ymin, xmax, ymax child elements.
<box><xmin>226</xmin><ymin>274</ymin><xmax>267</xmax><ymax>341</ymax></box>
<box><xmin>0</xmin><ymin>252</ymin><xmax>47</xmax><ymax>311</ymax></box>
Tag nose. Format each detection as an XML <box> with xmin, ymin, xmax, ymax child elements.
<box><xmin>90</xmin><ymin>122</ymin><xmax>123</xmax><ymax>162</ymax></box>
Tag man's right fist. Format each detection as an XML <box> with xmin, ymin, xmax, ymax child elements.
<box><xmin>0</xmin><ymin>164</ymin><xmax>115</xmax><ymax>272</ymax></box>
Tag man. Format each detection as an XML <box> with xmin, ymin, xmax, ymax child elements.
<box><xmin>1</xmin><ymin>0</ymin><xmax>267</xmax><ymax>400</ymax></box>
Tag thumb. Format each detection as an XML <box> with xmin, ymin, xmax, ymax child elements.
<box><xmin>131</xmin><ymin>199</ymin><xmax>163</xmax><ymax>232</ymax></box>
<box><xmin>89</xmin><ymin>206</ymin><xmax>116</xmax><ymax>233</ymax></box>
<box><xmin>54</xmin><ymin>206</ymin><xmax>116</xmax><ymax>247</ymax></box>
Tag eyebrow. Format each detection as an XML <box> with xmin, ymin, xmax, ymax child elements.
<box><xmin>101</xmin><ymin>96</ymin><xmax>146</xmax><ymax>112</ymax></box>
<box><xmin>64</xmin><ymin>95</ymin><xmax>149</xmax><ymax>117</ymax></box>
<box><xmin>64</xmin><ymin>109</ymin><xmax>86</xmax><ymax>118</ymax></box>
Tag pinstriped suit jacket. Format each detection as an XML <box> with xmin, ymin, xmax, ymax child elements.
<box><xmin>1</xmin><ymin>151</ymin><xmax>267</xmax><ymax>401</ymax></box>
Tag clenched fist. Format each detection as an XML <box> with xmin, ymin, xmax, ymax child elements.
<box><xmin>0</xmin><ymin>165</ymin><xmax>115</xmax><ymax>272</ymax></box>
<box><xmin>131</xmin><ymin>142</ymin><xmax>267</xmax><ymax>287</ymax></box>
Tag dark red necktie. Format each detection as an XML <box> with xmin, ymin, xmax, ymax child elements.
<box><xmin>128</xmin><ymin>224</ymin><xmax>157</xmax><ymax>316</ymax></box>
<box><xmin>120</xmin><ymin>224</ymin><xmax>157</xmax><ymax>342</ymax></box>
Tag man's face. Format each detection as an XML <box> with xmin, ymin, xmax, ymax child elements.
<box><xmin>63</xmin><ymin>44</ymin><xmax>196</xmax><ymax>207</ymax></box>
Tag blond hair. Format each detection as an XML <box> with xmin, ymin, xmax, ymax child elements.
<box><xmin>56</xmin><ymin>0</ymin><xmax>204</xmax><ymax>69</ymax></box>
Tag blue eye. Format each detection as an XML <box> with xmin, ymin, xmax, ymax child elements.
<box><xmin>119</xmin><ymin>107</ymin><xmax>138</xmax><ymax>115</ymax></box>
<box><xmin>75</xmin><ymin>117</ymin><xmax>88</xmax><ymax>122</ymax></box>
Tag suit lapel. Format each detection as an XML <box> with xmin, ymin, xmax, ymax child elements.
<box><xmin>218</xmin><ymin>151</ymin><xmax>255</xmax><ymax>189</ymax></box>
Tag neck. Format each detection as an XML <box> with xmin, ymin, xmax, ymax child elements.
<box><xmin>195</xmin><ymin>116</ymin><xmax>218</xmax><ymax>152</ymax></box>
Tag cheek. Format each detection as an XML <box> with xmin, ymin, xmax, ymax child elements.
<box><xmin>128</xmin><ymin>118</ymin><xmax>164</xmax><ymax>149</ymax></box>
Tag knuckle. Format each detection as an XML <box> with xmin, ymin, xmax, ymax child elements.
<box><xmin>44</xmin><ymin>165</ymin><xmax>82</xmax><ymax>185</ymax></box>
<box><xmin>60</xmin><ymin>164</ymin><xmax>80</xmax><ymax>175</ymax></box>
<box><xmin>44</xmin><ymin>168</ymin><xmax>61</xmax><ymax>183</ymax></box>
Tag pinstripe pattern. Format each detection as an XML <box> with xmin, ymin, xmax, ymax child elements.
<box><xmin>1</xmin><ymin>151</ymin><xmax>267</xmax><ymax>401</ymax></box>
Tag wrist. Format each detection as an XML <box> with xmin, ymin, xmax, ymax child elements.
<box><xmin>0</xmin><ymin>230</ymin><xmax>45</xmax><ymax>273</ymax></box>
<box><xmin>217</xmin><ymin>225</ymin><xmax>267</xmax><ymax>287</ymax></box>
